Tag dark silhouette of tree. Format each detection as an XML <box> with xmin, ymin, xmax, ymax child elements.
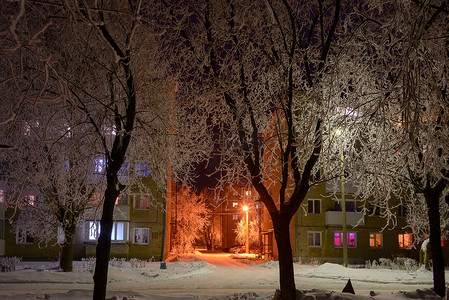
<box><xmin>160</xmin><ymin>1</ymin><xmax>357</xmax><ymax>298</ymax></box>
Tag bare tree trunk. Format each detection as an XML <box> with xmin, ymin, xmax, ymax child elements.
<box><xmin>60</xmin><ymin>222</ymin><xmax>77</xmax><ymax>272</ymax></box>
<box><xmin>273</xmin><ymin>215</ymin><xmax>296</xmax><ymax>300</ymax></box>
<box><xmin>203</xmin><ymin>225</ymin><xmax>213</xmax><ymax>250</ymax></box>
<box><xmin>93</xmin><ymin>183</ymin><xmax>120</xmax><ymax>300</ymax></box>
<box><xmin>424</xmin><ymin>190</ymin><xmax>446</xmax><ymax>297</ymax></box>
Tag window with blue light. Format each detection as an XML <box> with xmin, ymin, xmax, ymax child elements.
<box><xmin>88</xmin><ymin>221</ymin><xmax>128</xmax><ymax>242</ymax></box>
<box><xmin>118</xmin><ymin>162</ymin><xmax>128</xmax><ymax>177</ymax></box>
<box><xmin>93</xmin><ymin>157</ymin><xmax>105</xmax><ymax>174</ymax></box>
<box><xmin>136</xmin><ymin>161</ymin><xmax>150</xmax><ymax>176</ymax></box>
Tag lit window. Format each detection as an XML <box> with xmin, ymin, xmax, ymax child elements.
<box><xmin>24</xmin><ymin>194</ymin><xmax>35</xmax><ymax>206</ymax></box>
<box><xmin>134</xmin><ymin>194</ymin><xmax>150</xmax><ymax>209</ymax></box>
<box><xmin>136</xmin><ymin>161</ymin><xmax>151</xmax><ymax>176</ymax></box>
<box><xmin>24</xmin><ymin>121</ymin><xmax>39</xmax><ymax>136</ymax></box>
<box><xmin>232</xmin><ymin>215</ymin><xmax>238</xmax><ymax>220</ymax></box>
<box><xmin>118</xmin><ymin>162</ymin><xmax>129</xmax><ymax>178</ymax></box>
<box><xmin>255</xmin><ymin>203</ymin><xmax>261</xmax><ymax>209</ymax></box>
<box><xmin>94</xmin><ymin>157</ymin><xmax>105</xmax><ymax>174</ymax></box>
<box><xmin>92</xmin><ymin>193</ymin><xmax>103</xmax><ymax>205</ymax></box>
<box><xmin>88</xmin><ymin>221</ymin><xmax>100</xmax><ymax>241</ymax></box>
<box><xmin>232</xmin><ymin>202</ymin><xmax>238</xmax><ymax>208</ymax></box>
<box><xmin>334</xmin><ymin>232</ymin><xmax>356</xmax><ymax>248</ymax></box>
<box><xmin>57</xmin><ymin>227</ymin><xmax>65</xmax><ymax>244</ymax></box>
<box><xmin>64</xmin><ymin>160</ymin><xmax>70</xmax><ymax>171</ymax></box>
<box><xmin>115</xmin><ymin>195</ymin><xmax>128</xmax><ymax>205</ymax></box>
<box><xmin>398</xmin><ymin>233</ymin><xmax>413</xmax><ymax>249</ymax></box>
<box><xmin>369</xmin><ymin>233</ymin><xmax>382</xmax><ymax>248</ymax></box>
<box><xmin>0</xmin><ymin>189</ymin><xmax>4</xmax><ymax>203</ymax></box>
<box><xmin>88</xmin><ymin>221</ymin><xmax>128</xmax><ymax>242</ymax></box>
<box><xmin>111</xmin><ymin>222</ymin><xmax>127</xmax><ymax>242</ymax></box>
<box><xmin>134</xmin><ymin>228</ymin><xmax>149</xmax><ymax>244</ymax></box>
<box><xmin>16</xmin><ymin>227</ymin><xmax>34</xmax><ymax>244</ymax></box>
<box><xmin>102</xmin><ymin>124</ymin><xmax>116</xmax><ymax>136</ymax></box>
<box><xmin>308</xmin><ymin>232</ymin><xmax>321</xmax><ymax>247</ymax></box>
<box><xmin>307</xmin><ymin>199</ymin><xmax>321</xmax><ymax>214</ymax></box>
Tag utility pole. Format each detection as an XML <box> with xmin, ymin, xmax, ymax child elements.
<box><xmin>341</xmin><ymin>150</ymin><xmax>348</xmax><ymax>267</ymax></box>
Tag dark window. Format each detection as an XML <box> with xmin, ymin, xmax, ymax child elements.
<box><xmin>335</xmin><ymin>200</ymin><xmax>356</xmax><ymax>212</ymax></box>
<box><xmin>307</xmin><ymin>199</ymin><xmax>321</xmax><ymax>214</ymax></box>
<box><xmin>308</xmin><ymin>232</ymin><xmax>321</xmax><ymax>247</ymax></box>
<box><xmin>311</xmin><ymin>169</ymin><xmax>321</xmax><ymax>182</ymax></box>
<box><xmin>398</xmin><ymin>204</ymin><xmax>407</xmax><ymax>217</ymax></box>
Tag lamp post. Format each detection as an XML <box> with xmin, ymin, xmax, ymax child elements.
<box><xmin>243</xmin><ymin>205</ymin><xmax>249</xmax><ymax>254</ymax></box>
<box><xmin>336</xmin><ymin>129</ymin><xmax>348</xmax><ymax>267</ymax></box>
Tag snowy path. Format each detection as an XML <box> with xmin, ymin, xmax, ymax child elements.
<box><xmin>194</xmin><ymin>251</ymin><xmax>251</xmax><ymax>267</ymax></box>
<box><xmin>0</xmin><ymin>256</ymin><xmax>444</xmax><ymax>299</ymax></box>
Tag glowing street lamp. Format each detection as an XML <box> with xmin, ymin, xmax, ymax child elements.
<box><xmin>243</xmin><ymin>205</ymin><xmax>249</xmax><ymax>254</ymax></box>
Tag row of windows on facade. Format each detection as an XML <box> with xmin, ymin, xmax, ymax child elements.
<box><xmin>307</xmin><ymin>199</ymin><xmax>407</xmax><ymax>217</ymax></box>
<box><xmin>15</xmin><ymin>221</ymin><xmax>158</xmax><ymax>245</ymax></box>
<box><xmin>87</xmin><ymin>221</ymin><xmax>158</xmax><ymax>244</ymax></box>
<box><xmin>307</xmin><ymin>231</ymin><xmax>413</xmax><ymax>249</ymax></box>
<box><xmin>115</xmin><ymin>194</ymin><xmax>155</xmax><ymax>209</ymax></box>
<box><xmin>4</xmin><ymin>192</ymin><xmax>153</xmax><ymax>209</ymax></box>
<box><xmin>93</xmin><ymin>159</ymin><xmax>151</xmax><ymax>177</ymax></box>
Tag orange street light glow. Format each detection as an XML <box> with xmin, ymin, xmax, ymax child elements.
<box><xmin>243</xmin><ymin>205</ymin><xmax>248</xmax><ymax>211</ymax></box>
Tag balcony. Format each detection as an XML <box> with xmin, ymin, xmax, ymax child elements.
<box><xmin>325</xmin><ymin>211</ymin><xmax>365</xmax><ymax>226</ymax></box>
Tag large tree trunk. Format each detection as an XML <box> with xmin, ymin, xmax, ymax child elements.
<box><xmin>273</xmin><ymin>215</ymin><xmax>296</xmax><ymax>300</ymax></box>
<box><xmin>60</xmin><ymin>221</ymin><xmax>77</xmax><ymax>272</ymax></box>
<box><xmin>424</xmin><ymin>191</ymin><xmax>446</xmax><ymax>297</ymax></box>
<box><xmin>93</xmin><ymin>184</ymin><xmax>119</xmax><ymax>300</ymax></box>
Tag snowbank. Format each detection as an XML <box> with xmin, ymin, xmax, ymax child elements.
<box><xmin>0</xmin><ymin>256</ymin><xmax>444</xmax><ymax>300</ymax></box>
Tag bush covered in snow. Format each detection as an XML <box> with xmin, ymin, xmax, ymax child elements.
<box><xmin>296</xmin><ymin>257</ymin><xmax>321</xmax><ymax>266</ymax></box>
<box><xmin>78</xmin><ymin>257</ymin><xmax>96</xmax><ymax>272</ymax></box>
<box><xmin>130</xmin><ymin>258</ymin><xmax>154</xmax><ymax>268</ymax></box>
<box><xmin>109</xmin><ymin>257</ymin><xmax>126</xmax><ymax>268</ymax></box>
<box><xmin>368</xmin><ymin>257</ymin><xmax>419</xmax><ymax>272</ymax></box>
<box><xmin>0</xmin><ymin>256</ymin><xmax>22</xmax><ymax>272</ymax></box>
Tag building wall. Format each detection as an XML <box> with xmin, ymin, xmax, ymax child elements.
<box><xmin>127</xmin><ymin>195</ymin><xmax>165</xmax><ymax>260</ymax></box>
<box><xmin>214</xmin><ymin>185</ymin><xmax>261</xmax><ymax>250</ymax></box>
<box><xmin>265</xmin><ymin>182</ymin><xmax>423</xmax><ymax>264</ymax></box>
<box><xmin>85</xmin><ymin>177</ymin><xmax>166</xmax><ymax>261</ymax></box>
<box><xmin>4</xmin><ymin>209</ymin><xmax>61</xmax><ymax>261</ymax></box>
<box><xmin>2</xmin><ymin>174</ymin><xmax>167</xmax><ymax>262</ymax></box>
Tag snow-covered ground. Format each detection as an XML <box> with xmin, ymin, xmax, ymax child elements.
<box><xmin>0</xmin><ymin>251</ymin><xmax>445</xmax><ymax>299</ymax></box>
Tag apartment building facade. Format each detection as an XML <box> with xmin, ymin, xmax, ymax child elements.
<box><xmin>260</xmin><ymin>179</ymin><xmax>429</xmax><ymax>264</ymax></box>
<box><xmin>1</xmin><ymin>163</ymin><xmax>167</xmax><ymax>262</ymax></box>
